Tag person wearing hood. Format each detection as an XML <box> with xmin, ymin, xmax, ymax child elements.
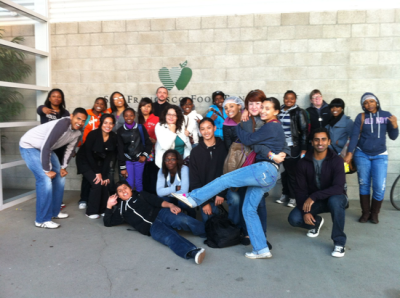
<box><xmin>306</xmin><ymin>89</ymin><xmax>332</xmax><ymax>149</ymax></box>
<box><xmin>325</xmin><ymin>98</ymin><xmax>354</xmax><ymax>154</ymax></box>
<box><xmin>345</xmin><ymin>93</ymin><xmax>398</xmax><ymax>224</ymax></box>
<box><xmin>276</xmin><ymin>90</ymin><xmax>308</xmax><ymax>208</ymax></box>
<box><xmin>205</xmin><ymin>91</ymin><xmax>227</xmax><ymax>140</ymax></box>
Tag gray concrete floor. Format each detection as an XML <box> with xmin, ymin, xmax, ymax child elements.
<box><xmin>1</xmin><ymin>191</ymin><xmax>399</xmax><ymax>298</ymax></box>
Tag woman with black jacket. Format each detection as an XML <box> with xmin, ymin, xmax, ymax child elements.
<box><xmin>276</xmin><ymin>91</ymin><xmax>308</xmax><ymax>208</ymax></box>
<box><xmin>76</xmin><ymin>114</ymin><xmax>117</xmax><ymax>219</ymax></box>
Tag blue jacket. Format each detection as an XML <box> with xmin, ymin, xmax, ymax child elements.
<box><xmin>206</xmin><ymin>105</ymin><xmax>227</xmax><ymax>140</ymax></box>
<box><xmin>236</xmin><ymin>120</ymin><xmax>285</xmax><ymax>163</ymax></box>
<box><xmin>347</xmin><ymin>93</ymin><xmax>398</xmax><ymax>156</ymax></box>
<box><xmin>326</xmin><ymin>115</ymin><xmax>354</xmax><ymax>154</ymax></box>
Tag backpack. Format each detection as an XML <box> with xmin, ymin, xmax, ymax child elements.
<box><xmin>204</xmin><ymin>206</ymin><xmax>241</xmax><ymax>248</ymax></box>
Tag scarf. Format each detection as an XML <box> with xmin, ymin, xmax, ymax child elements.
<box><xmin>328</xmin><ymin>112</ymin><xmax>344</xmax><ymax>127</ymax></box>
<box><xmin>125</xmin><ymin>121</ymin><xmax>136</xmax><ymax>129</ymax></box>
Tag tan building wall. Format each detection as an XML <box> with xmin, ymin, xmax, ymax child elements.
<box><xmin>2</xmin><ymin>9</ymin><xmax>400</xmax><ymax>199</ymax></box>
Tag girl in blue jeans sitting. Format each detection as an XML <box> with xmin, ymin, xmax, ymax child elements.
<box><xmin>173</xmin><ymin>97</ymin><xmax>286</xmax><ymax>259</ymax></box>
<box><xmin>345</xmin><ymin>93</ymin><xmax>398</xmax><ymax>224</ymax></box>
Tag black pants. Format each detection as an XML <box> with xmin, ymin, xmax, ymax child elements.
<box><xmin>79</xmin><ymin>176</ymin><xmax>91</xmax><ymax>203</ymax></box>
<box><xmin>282</xmin><ymin>146</ymin><xmax>301</xmax><ymax>199</ymax></box>
<box><xmin>83</xmin><ymin>169</ymin><xmax>109</xmax><ymax>216</ymax></box>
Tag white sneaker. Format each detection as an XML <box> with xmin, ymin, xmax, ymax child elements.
<box><xmin>86</xmin><ymin>214</ymin><xmax>100</xmax><ymax>219</ymax></box>
<box><xmin>78</xmin><ymin>202</ymin><xmax>87</xmax><ymax>209</ymax></box>
<box><xmin>287</xmin><ymin>198</ymin><xmax>296</xmax><ymax>208</ymax></box>
<box><xmin>35</xmin><ymin>221</ymin><xmax>60</xmax><ymax>229</ymax></box>
<box><xmin>245</xmin><ymin>251</ymin><xmax>272</xmax><ymax>259</ymax></box>
<box><xmin>275</xmin><ymin>194</ymin><xmax>288</xmax><ymax>204</ymax></box>
<box><xmin>194</xmin><ymin>248</ymin><xmax>206</xmax><ymax>264</ymax></box>
<box><xmin>52</xmin><ymin>212</ymin><xmax>69</xmax><ymax>219</ymax></box>
<box><xmin>307</xmin><ymin>216</ymin><xmax>324</xmax><ymax>238</ymax></box>
<box><xmin>332</xmin><ymin>246</ymin><xmax>345</xmax><ymax>258</ymax></box>
<box><xmin>171</xmin><ymin>193</ymin><xmax>196</xmax><ymax>208</ymax></box>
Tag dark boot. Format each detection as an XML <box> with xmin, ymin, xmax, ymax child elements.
<box><xmin>359</xmin><ymin>194</ymin><xmax>371</xmax><ymax>223</ymax></box>
<box><xmin>370</xmin><ymin>199</ymin><xmax>383</xmax><ymax>224</ymax></box>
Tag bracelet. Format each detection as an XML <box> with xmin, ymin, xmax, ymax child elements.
<box><xmin>268</xmin><ymin>152</ymin><xmax>275</xmax><ymax>160</ymax></box>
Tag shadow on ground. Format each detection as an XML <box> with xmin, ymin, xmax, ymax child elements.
<box><xmin>1</xmin><ymin>191</ymin><xmax>399</xmax><ymax>298</ymax></box>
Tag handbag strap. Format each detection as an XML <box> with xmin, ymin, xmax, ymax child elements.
<box><xmin>359</xmin><ymin>113</ymin><xmax>365</xmax><ymax>137</ymax></box>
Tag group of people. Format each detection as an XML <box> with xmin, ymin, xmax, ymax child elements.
<box><xmin>19</xmin><ymin>86</ymin><xmax>398</xmax><ymax>264</ymax></box>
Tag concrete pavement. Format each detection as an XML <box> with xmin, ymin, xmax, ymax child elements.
<box><xmin>1</xmin><ymin>191</ymin><xmax>399</xmax><ymax>298</ymax></box>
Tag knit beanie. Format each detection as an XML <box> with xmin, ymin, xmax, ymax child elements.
<box><xmin>361</xmin><ymin>94</ymin><xmax>377</xmax><ymax>105</ymax></box>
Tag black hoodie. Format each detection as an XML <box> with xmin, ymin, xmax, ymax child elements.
<box><xmin>103</xmin><ymin>190</ymin><xmax>163</xmax><ymax>236</ymax></box>
<box><xmin>189</xmin><ymin>137</ymin><xmax>228</xmax><ymax>206</ymax></box>
<box><xmin>306</xmin><ymin>100</ymin><xmax>332</xmax><ymax>136</ymax></box>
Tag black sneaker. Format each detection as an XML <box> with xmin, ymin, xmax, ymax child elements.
<box><xmin>331</xmin><ymin>245</ymin><xmax>345</xmax><ymax>258</ymax></box>
<box><xmin>307</xmin><ymin>216</ymin><xmax>324</xmax><ymax>238</ymax></box>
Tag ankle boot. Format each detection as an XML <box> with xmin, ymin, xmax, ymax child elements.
<box><xmin>370</xmin><ymin>199</ymin><xmax>383</xmax><ymax>224</ymax></box>
<box><xmin>359</xmin><ymin>194</ymin><xmax>371</xmax><ymax>223</ymax></box>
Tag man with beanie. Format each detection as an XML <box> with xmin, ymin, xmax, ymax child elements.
<box><xmin>288</xmin><ymin>127</ymin><xmax>347</xmax><ymax>258</ymax></box>
<box><xmin>345</xmin><ymin>93</ymin><xmax>398</xmax><ymax>224</ymax></box>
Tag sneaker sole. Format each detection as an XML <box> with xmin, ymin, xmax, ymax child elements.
<box><xmin>78</xmin><ymin>206</ymin><xmax>86</xmax><ymax>210</ymax></box>
<box><xmin>307</xmin><ymin>217</ymin><xmax>324</xmax><ymax>238</ymax></box>
<box><xmin>195</xmin><ymin>250</ymin><xmax>206</xmax><ymax>264</ymax></box>
<box><xmin>331</xmin><ymin>253</ymin><xmax>345</xmax><ymax>258</ymax></box>
<box><xmin>35</xmin><ymin>223</ymin><xmax>60</xmax><ymax>229</ymax></box>
<box><xmin>275</xmin><ymin>200</ymin><xmax>285</xmax><ymax>204</ymax></box>
<box><xmin>86</xmin><ymin>214</ymin><xmax>100</xmax><ymax>219</ymax></box>
<box><xmin>286</xmin><ymin>204</ymin><xmax>295</xmax><ymax>208</ymax></box>
<box><xmin>245</xmin><ymin>253</ymin><xmax>272</xmax><ymax>259</ymax></box>
<box><xmin>171</xmin><ymin>193</ymin><xmax>193</xmax><ymax>208</ymax></box>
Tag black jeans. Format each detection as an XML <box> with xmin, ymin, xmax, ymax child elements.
<box><xmin>282</xmin><ymin>146</ymin><xmax>301</xmax><ymax>199</ymax></box>
<box><xmin>83</xmin><ymin>169</ymin><xmax>109</xmax><ymax>216</ymax></box>
<box><xmin>288</xmin><ymin>195</ymin><xmax>348</xmax><ymax>246</ymax></box>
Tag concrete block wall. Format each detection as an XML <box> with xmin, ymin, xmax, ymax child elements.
<box><xmin>2</xmin><ymin>9</ymin><xmax>400</xmax><ymax>199</ymax></box>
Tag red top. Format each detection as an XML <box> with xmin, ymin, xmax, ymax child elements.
<box><xmin>143</xmin><ymin>113</ymin><xmax>159</xmax><ymax>140</ymax></box>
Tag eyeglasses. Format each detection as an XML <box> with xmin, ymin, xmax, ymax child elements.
<box><xmin>312</xmin><ymin>95</ymin><xmax>322</xmax><ymax>100</ymax></box>
<box><xmin>164</xmin><ymin>158</ymin><xmax>177</xmax><ymax>162</ymax></box>
<box><xmin>166</xmin><ymin>113</ymin><xmax>177</xmax><ymax>118</ymax></box>
<box><xmin>113</xmin><ymin>96</ymin><xmax>124</xmax><ymax>101</ymax></box>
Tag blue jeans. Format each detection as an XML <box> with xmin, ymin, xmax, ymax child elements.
<box><xmin>162</xmin><ymin>196</ymin><xmax>197</xmax><ymax>218</ymax></box>
<box><xmin>353</xmin><ymin>149</ymin><xmax>388</xmax><ymax>201</ymax></box>
<box><xmin>189</xmin><ymin>162</ymin><xmax>278</xmax><ymax>254</ymax></box>
<box><xmin>288</xmin><ymin>195</ymin><xmax>347</xmax><ymax>246</ymax></box>
<box><xmin>150</xmin><ymin>208</ymin><xmax>206</xmax><ymax>259</ymax></box>
<box><xmin>20</xmin><ymin>147</ymin><xmax>65</xmax><ymax>223</ymax></box>
<box><xmin>200</xmin><ymin>190</ymin><xmax>240</xmax><ymax>224</ymax></box>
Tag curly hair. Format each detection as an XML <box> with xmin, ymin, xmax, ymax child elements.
<box><xmin>159</xmin><ymin>105</ymin><xmax>184</xmax><ymax>133</ymax></box>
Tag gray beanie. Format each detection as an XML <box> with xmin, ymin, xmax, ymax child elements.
<box><xmin>361</xmin><ymin>94</ymin><xmax>377</xmax><ymax>105</ymax></box>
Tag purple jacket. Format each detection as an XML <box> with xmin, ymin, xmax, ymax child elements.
<box><xmin>295</xmin><ymin>148</ymin><xmax>346</xmax><ymax>215</ymax></box>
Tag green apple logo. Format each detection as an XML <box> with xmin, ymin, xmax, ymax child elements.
<box><xmin>158</xmin><ymin>60</ymin><xmax>192</xmax><ymax>91</ymax></box>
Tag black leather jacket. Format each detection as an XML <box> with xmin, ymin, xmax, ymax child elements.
<box><xmin>281</xmin><ymin>106</ymin><xmax>308</xmax><ymax>150</ymax></box>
